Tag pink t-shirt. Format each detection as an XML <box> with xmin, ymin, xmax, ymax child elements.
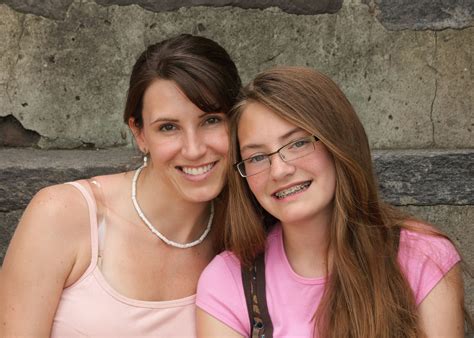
<box><xmin>196</xmin><ymin>224</ymin><xmax>460</xmax><ymax>337</ymax></box>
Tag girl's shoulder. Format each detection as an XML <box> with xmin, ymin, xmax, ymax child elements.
<box><xmin>398</xmin><ymin>220</ymin><xmax>461</xmax><ymax>305</ymax></box>
<box><xmin>399</xmin><ymin>220</ymin><xmax>458</xmax><ymax>260</ymax></box>
<box><xmin>196</xmin><ymin>251</ymin><xmax>249</xmax><ymax>336</ymax></box>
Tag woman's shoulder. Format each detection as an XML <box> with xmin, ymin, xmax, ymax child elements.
<box><xmin>3</xmin><ymin>182</ymin><xmax>95</xmax><ymax>290</ymax></box>
<box><xmin>20</xmin><ymin>182</ymin><xmax>93</xmax><ymax>246</ymax></box>
<box><xmin>30</xmin><ymin>182</ymin><xmax>89</xmax><ymax>220</ymax></box>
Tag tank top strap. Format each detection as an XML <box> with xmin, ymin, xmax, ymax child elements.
<box><xmin>65</xmin><ymin>181</ymin><xmax>99</xmax><ymax>271</ymax></box>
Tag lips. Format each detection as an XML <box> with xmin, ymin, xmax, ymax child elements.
<box><xmin>272</xmin><ymin>180</ymin><xmax>312</xmax><ymax>199</ymax></box>
<box><xmin>177</xmin><ymin>161</ymin><xmax>216</xmax><ymax>176</ymax></box>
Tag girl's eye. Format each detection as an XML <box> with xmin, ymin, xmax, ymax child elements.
<box><xmin>159</xmin><ymin>123</ymin><xmax>177</xmax><ymax>132</ymax></box>
<box><xmin>249</xmin><ymin>154</ymin><xmax>267</xmax><ymax>164</ymax></box>
<box><xmin>291</xmin><ymin>139</ymin><xmax>310</xmax><ymax>148</ymax></box>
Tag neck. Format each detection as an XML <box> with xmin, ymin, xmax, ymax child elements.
<box><xmin>281</xmin><ymin>211</ymin><xmax>332</xmax><ymax>278</ymax></box>
<box><xmin>134</xmin><ymin>165</ymin><xmax>212</xmax><ymax>244</ymax></box>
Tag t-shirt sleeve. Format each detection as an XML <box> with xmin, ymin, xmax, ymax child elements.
<box><xmin>196</xmin><ymin>253</ymin><xmax>250</xmax><ymax>336</ymax></box>
<box><xmin>398</xmin><ymin>228</ymin><xmax>461</xmax><ymax>306</ymax></box>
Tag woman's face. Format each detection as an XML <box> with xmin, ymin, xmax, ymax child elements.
<box><xmin>237</xmin><ymin>102</ymin><xmax>336</xmax><ymax>226</ymax></box>
<box><xmin>131</xmin><ymin>79</ymin><xmax>228</xmax><ymax>204</ymax></box>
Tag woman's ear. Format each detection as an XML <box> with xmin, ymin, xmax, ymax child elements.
<box><xmin>128</xmin><ymin>117</ymin><xmax>146</xmax><ymax>153</ymax></box>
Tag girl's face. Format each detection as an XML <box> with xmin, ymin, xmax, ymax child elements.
<box><xmin>130</xmin><ymin>79</ymin><xmax>228</xmax><ymax>204</ymax></box>
<box><xmin>237</xmin><ymin>102</ymin><xmax>336</xmax><ymax>226</ymax></box>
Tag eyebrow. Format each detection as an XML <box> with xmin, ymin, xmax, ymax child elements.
<box><xmin>149</xmin><ymin>112</ymin><xmax>223</xmax><ymax>126</ymax></box>
<box><xmin>150</xmin><ymin>117</ymin><xmax>178</xmax><ymax>125</ymax></box>
<box><xmin>240</xmin><ymin>127</ymin><xmax>303</xmax><ymax>153</ymax></box>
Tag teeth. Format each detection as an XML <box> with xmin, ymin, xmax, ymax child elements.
<box><xmin>275</xmin><ymin>181</ymin><xmax>311</xmax><ymax>199</ymax></box>
<box><xmin>181</xmin><ymin>163</ymin><xmax>214</xmax><ymax>176</ymax></box>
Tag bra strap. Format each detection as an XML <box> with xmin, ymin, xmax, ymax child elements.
<box><xmin>65</xmin><ymin>181</ymin><xmax>99</xmax><ymax>269</ymax></box>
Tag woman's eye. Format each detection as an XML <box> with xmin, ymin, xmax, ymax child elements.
<box><xmin>204</xmin><ymin>116</ymin><xmax>222</xmax><ymax>125</ymax></box>
<box><xmin>159</xmin><ymin>123</ymin><xmax>177</xmax><ymax>132</ymax></box>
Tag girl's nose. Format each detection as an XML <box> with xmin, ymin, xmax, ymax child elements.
<box><xmin>269</xmin><ymin>155</ymin><xmax>296</xmax><ymax>181</ymax></box>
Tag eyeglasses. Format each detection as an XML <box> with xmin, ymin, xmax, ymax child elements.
<box><xmin>234</xmin><ymin>136</ymin><xmax>319</xmax><ymax>177</ymax></box>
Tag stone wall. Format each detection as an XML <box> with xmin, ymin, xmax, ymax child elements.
<box><xmin>0</xmin><ymin>0</ymin><xmax>473</xmax><ymax>317</ymax></box>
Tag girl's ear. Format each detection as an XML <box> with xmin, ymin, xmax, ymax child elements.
<box><xmin>128</xmin><ymin>117</ymin><xmax>146</xmax><ymax>153</ymax></box>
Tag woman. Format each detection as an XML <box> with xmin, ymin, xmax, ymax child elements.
<box><xmin>0</xmin><ymin>34</ymin><xmax>241</xmax><ymax>336</ymax></box>
<box><xmin>196</xmin><ymin>66</ymin><xmax>469</xmax><ymax>337</ymax></box>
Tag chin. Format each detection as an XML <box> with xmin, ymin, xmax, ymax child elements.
<box><xmin>271</xmin><ymin>206</ymin><xmax>319</xmax><ymax>226</ymax></box>
<box><xmin>183</xmin><ymin>186</ymin><xmax>223</xmax><ymax>203</ymax></box>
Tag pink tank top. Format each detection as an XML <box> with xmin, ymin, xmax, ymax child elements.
<box><xmin>51</xmin><ymin>181</ymin><xmax>196</xmax><ymax>337</ymax></box>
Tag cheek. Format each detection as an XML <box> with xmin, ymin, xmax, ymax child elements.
<box><xmin>246</xmin><ymin>175</ymin><xmax>267</xmax><ymax>201</ymax></box>
<box><xmin>148</xmin><ymin>138</ymin><xmax>182</xmax><ymax>163</ymax></box>
<box><xmin>309</xmin><ymin>151</ymin><xmax>337</xmax><ymax>194</ymax></box>
<box><xmin>208</xmin><ymin>128</ymin><xmax>229</xmax><ymax>157</ymax></box>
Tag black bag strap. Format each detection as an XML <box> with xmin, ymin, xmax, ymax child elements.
<box><xmin>241</xmin><ymin>253</ymin><xmax>273</xmax><ymax>338</ymax></box>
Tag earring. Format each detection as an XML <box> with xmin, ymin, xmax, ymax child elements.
<box><xmin>143</xmin><ymin>151</ymin><xmax>148</xmax><ymax>167</ymax></box>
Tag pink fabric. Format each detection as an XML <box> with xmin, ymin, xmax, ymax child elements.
<box><xmin>196</xmin><ymin>224</ymin><xmax>460</xmax><ymax>337</ymax></box>
<box><xmin>51</xmin><ymin>181</ymin><xmax>196</xmax><ymax>337</ymax></box>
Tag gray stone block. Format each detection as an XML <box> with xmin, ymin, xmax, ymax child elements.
<box><xmin>375</xmin><ymin>149</ymin><xmax>474</xmax><ymax>205</ymax></box>
<box><xmin>0</xmin><ymin>148</ymin><xmax>137</xmax><ymax>212</ymax></box>
<box><xmin>372</xmin><ymin>0</ymin><xmax>474</xmax><ymax>31</ymax></box>
<box><xmin>0</xmin><ymin>0</ymin><xmax>74</xmax><ymax>20</ymax></box>
<box><xmin>1</xmin><ymin>148</ymin><xmax>472</xmax><ymax>211</ymax></box>
<box><xmin>433</xmin><ymin>29</ymin><xmax>474</xmax><ymax>148</ymax></box>
<box><xmin>0</xmin><ymin>0</ymin><xmax>342</xmax><ymax>20</ymax></box>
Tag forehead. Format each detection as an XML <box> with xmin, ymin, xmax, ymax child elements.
<box><xmin>143</xmin><ymin>79</ymin><xmax>187</xmax><ymax>107</ymax></box>
<box><xmin>237</xmin><ymin>102</ymin><xmax>301</xmax><ymax>143</ymax></box>
<box><xmin>141</xmin><ymin>79</ymin><xmax>204</xmax><ymax>121</ymax></box>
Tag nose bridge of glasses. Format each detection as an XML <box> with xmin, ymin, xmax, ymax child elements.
<box><xmin>268</xmin><ymin>146</ymin><xmax>288</xmax><ymax>164</ymax></box>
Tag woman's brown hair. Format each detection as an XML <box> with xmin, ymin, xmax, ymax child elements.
<box><xmin>123</xmin><ymin>33</ymin><xmax>241</xmax><ymax>128</ymax></box>
<box><xmin>226</xmin><ymin>66</ymin><xmax>470</xmax><ymax>337</ymax></box>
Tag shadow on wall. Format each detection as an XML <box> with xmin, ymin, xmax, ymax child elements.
<box><xmin>0</xmin><ymin>115</ymin><xmax>40</xmax><ymax>147</ymax></box>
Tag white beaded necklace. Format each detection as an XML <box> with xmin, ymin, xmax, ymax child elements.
<box><xmin>131</xmin><ymin>164</ymin><xmax>214</xmax><ymax>249</ymax></box>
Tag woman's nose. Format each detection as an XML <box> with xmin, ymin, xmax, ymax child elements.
<box><xmin>181</xmin><ymin>131</ymin><xmax>207</xmax><ymax>160</ymax></box>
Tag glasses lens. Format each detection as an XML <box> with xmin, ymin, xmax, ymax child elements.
<box><xmin>281</xmin><ymin>137</ymin><xmax>315</xmax><ymax>161</ymax></box>
<box><xmin>242</xmin><ymin>155</ymin><xmax>270</xmax><ymax>177</ymax></box>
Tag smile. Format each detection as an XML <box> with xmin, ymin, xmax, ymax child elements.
<box><xmin>179</xmin><ymin>162</ymin><xmax>216</xmax><ymax>176</ymax></box>
<box><xmin>273</xmin><ymin>181</ymin><xmax>312</xmax><ymax>199</ymax></box>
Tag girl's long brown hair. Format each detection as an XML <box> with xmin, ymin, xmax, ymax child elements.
<box><xmin>226</xmin><ymin>66</ymin><xmax>469</xmax><ymax>337</ymax></box>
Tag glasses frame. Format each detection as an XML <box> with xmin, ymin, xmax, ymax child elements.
<box><xmin>234</xmin><ymin>135</ymin><xmax>319</xmax><ymax>178</ymax></box>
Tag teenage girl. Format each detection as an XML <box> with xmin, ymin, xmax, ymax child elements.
<box><xmin>196</xmin><ymin>66</ymin><xmax>469</xmax><ymax>338</ymax></box>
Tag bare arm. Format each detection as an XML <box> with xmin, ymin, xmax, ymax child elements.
<box><xmin>196</xmin><ymin>308</ymin><xmax>244</xmax><ymax>338</ymax></box>
<box><xmin>0</xmin><ymin>185</ymin><xmax>89</xmax><ymax>337</ymax></box>
<box><xmin>418</xmin><ymin>263</ymin><xmax>465</xmax><ymax>338</ymax></box>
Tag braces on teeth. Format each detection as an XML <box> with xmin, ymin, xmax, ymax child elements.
<box><xmin>275</xmin><ymin>182</ymin><xmax>311</xmax><ymax>198</ymax></box>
